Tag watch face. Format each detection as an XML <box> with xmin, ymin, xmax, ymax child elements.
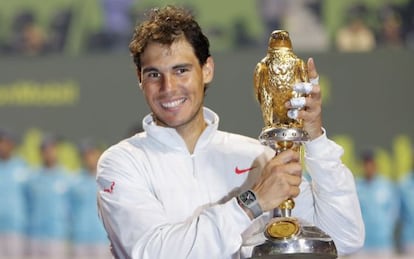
<box><xmin>241</xmin><ymin>190</ymin><xmax>256</xmax><ymax>206</ymax></box>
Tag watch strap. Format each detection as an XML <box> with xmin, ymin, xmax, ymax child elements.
<box><xmin>237</xmin><ymin>190</ymin><xmax>263</xmax><ymax>219</ymax></box>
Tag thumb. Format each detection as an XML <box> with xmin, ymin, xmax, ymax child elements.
<box><xmin>307</xmin><ymin>57</ymin><xmax>319</xmax><ymax>80</ymax></box>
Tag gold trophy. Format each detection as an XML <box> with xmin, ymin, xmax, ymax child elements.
<box><xmin>251</xmin><ymin>30</ymin><xmax>337</xmax><ymax>258</ymax></box>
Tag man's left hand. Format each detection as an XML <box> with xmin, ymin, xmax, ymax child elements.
<box><xmin>286</xmin><ymin>57</ymin><xmax>323</xmax><ymax>140</ymax></box>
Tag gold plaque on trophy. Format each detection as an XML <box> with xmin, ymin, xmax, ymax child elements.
<box><xmin>266</xmin><ymin>218</ymin><xmax>300</xmax><ymax>240</ymax></box>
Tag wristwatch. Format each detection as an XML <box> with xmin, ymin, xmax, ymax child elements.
<box><xmin>237</xmin><ymin>189</ymin><xmax>263</xmax><ymax>219</ymax></box>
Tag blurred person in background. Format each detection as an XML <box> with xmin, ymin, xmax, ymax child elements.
<box><xmin>25</xmin><ymin>136</ymin><xmax>71</xmax><ymax>259</ymax></box>
<box><xmin>283</xmin><ymin>0</ymin><xmax>329</xmax><ymax>52</ymax></box>
<box><xmin>0</xmin><ymin>129</ymin><xmax>29</xmax><ymax>259</ymax></box>
<box><xmin>47</xmin><ymin>8</ymin><xmax>73</xmax><ymax>53</ymax></box>
<box><xmin>68</xmin><ymin>140</ymin><xmax>111</xmax><ymax>259</ymax></box>
<box><xmin>398</xmin><ymin>151</ymin><xmax>414</xmax><ymax>255</ymax></box>
<box><xmin>354</xmin><ymin>150</ymin><xmax>400</xmax><ymax>258</ymax></box>
<box><xmin>400</xmin><ymin>0</ymin><xmax>414</xmax><ymax>49</ymax></box>
<box><xmin>402</xmin><ymin>15</ymin><xmax>414</xmax><ymax>49</ymax></box>
<box><xmin>377</xmin><ymin>5</ymin><xmax>404</xmax><ymax>49</ymax></box>
<box><xmin>257</xmin><ymin>0</ymin><xmax>328</xmax><ymax>52</ymax></box>
<box><xmin>2</xmin><ymin>10</ymin><xmax>48</xmax><ymax>56</ymax></box>
<box><xmin>88</xmin><ymin>0</ymin><xmax>134</xmax><ymax>52</ymax></box>
<box><xmin>101</xmin><ymin>0</ymin><xmax>134</xmax><ymax>51</ymax></box>
<box><xmin>257</xmin><ymin>0</ymin><xmax>289</xmax><ymax>45</ymax></box>
<box><xmin>335</xmin><ymin>4</ymin><xmax>376</xmax><ymax>52</ymax></box>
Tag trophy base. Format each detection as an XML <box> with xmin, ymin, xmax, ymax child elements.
<box><xmin>250</xmin><ymin>217</ymin><xmax>337</xmax><ymax>259</ymax></box>
<box><xmin>259</xmin><ymin>127</ymin><xmax>308</xmax><ymax>152</ymax></box>
<box><xmin>250</xmin><ymin>253</ymin><xmax>336</xmax><ymax>259</ymax></box>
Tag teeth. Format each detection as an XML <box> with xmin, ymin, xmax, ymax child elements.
<box><xmin>161</xmin><ymin>98</ymin><xmax>185</xmax><ymax>108</ymax></box>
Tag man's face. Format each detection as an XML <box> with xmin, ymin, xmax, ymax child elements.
<box><xmin>83</xmin><ymin>148</ymin><xmax>102</xmax><ymax>174</ymax></box>
<box><xmin>0</xmin><ymin>138</ymin><xmax>14</xmax><ymax>160</ymax></box>
<box><xmin>138</xmin><ymin>38</ymin><xmax>214</xmax><ymax>131</ymax></box>
<box><xmin>41</xmin><ymin>144</ymin><xmax>58</xmax><ymax>168</ymax></box>
<box><xmin>363</xmin><ymin>159</ymin><xmax>377</xmax><ymax>180</ymax></box>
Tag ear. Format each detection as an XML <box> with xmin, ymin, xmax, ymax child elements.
<box><xmin>202</xmin><ymin>57</ymin><xmax>214</xmax><ymax>84</ymax></box>
<box><xmin>136</xmin><ymin>69</ymin><xmax>143</xmax><ymax>89</ymax></box>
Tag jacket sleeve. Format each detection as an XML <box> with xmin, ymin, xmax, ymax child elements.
<box><xmin>96</xmin><ymin>145</ymin><xmax>253</xmax><ymax>259</ymax></box>
<box><xmin>293</xmin><ymin>131</ymin><xmax>365</xmax><ymax>256</ymax></box>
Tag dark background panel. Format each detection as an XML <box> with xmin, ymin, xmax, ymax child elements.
<box><xmin>0</xmin><ymin>50</ymin><xmax>413</xmax><ymax>152</ymax></box>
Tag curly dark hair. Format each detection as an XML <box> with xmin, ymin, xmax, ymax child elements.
<box><xmin>129</xmin><ymin>5</ymin><xmax>211</xmax><ymax>71</ymax></box>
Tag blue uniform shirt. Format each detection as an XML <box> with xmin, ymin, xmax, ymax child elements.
<box><xmin>399</xmin><ymin>172</ymin><xmax>414</xmax><ymax>248</ymax></box>
<box><xmin>0</xmin><ymin>157</ymin><xmax>28</xmax><ymax>233</ymax></box>
<box><xmin>69</xmin><ymin>170</ymin><xmax>108</xmax><ymax>244</ymax></box>
<box><xmin>356</xmin><ymin>175</ymin><xmax>400</xmax><ymax>250</ymax></box>
<box><xmin>25</xmin><ymin>166</ymin><xmax>71</xmax><ymax>240</ymax></box>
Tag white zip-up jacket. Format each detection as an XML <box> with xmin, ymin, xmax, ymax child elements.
<box><xmin>97</xmin><ymin>107</ymin><xmax>364</xmax><ymax>259</ymax></box>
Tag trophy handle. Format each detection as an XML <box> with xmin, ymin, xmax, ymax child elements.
<box><xmin>279</xmin><ymin>198</ymin><xmax>295</xmax><ymax>218</ymax></box>
<box><xmin>265</xmin><ymin>143</ymin><xmax>301</xmax><ymax>240</ymax></box>
<box><xmin>274</xmin><ymin>144</ymin><xmax>299</xmax><ymax>218</ymax></box>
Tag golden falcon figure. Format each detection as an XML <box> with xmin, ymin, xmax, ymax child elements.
<box><xmin>254</xmin><ymin>30</ymin><xmax>309</xmax><ymax>130</ymax></box>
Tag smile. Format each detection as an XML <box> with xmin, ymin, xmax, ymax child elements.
<box><xmin>161</xmin><ymin>97</ymin><xmax>186</xmax><ymax>108</ymax></box>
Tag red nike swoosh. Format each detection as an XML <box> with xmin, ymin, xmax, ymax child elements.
<box><xmin>235</xmin><ymin>166</ymin><xmax>255</xmax><ymax>174</ymax></box>
<box><xmin>104</xmin><ymin>181</ymin><xmax>115</xmax><ymax>193</ymax></box>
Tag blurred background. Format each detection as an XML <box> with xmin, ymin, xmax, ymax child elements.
<box><xmin>0</xmin><ymin>0</ymin><xmax>414</xmax><ymax>258</ymax></box>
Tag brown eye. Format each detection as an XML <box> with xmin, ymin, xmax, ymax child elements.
<box><xmin>176</xmin><ymin>68</ymin><xmax>189</xmax><ymax>75</ymax></box>
<box><xmin>148</xmin><ymin>72</ymin><xmax>161</xmax><ymax>78</ymax></box>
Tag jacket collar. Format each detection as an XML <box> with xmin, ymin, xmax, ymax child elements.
<box><xmin>142</xmin><ymin>107</ymin><xmax>219</xmax><ymax>153</ymax></box>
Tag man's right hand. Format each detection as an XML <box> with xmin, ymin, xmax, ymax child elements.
<box><xmin>252</xmin><ymin>149</ymin><xmax>302</xmax><ymax>213</ymax></box>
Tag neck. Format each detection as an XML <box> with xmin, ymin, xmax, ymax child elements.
<box><xmin>179</xmin><ymin>125</ymin><xmax>206</xmax><ymax>154</ymax></box>
<box><xmin>176</xmin><ymin>113</ymin><xmax>206</xmax><ymax>154</ymax></box>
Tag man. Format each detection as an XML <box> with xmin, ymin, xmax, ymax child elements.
<box><xmin>97</xmin><ymin>6</ymin><xmax>364</xmax><ymax>259</ymax></box>
<box><xmin>68</xmin><ymin>140</ymin><xmax>111</xmax><ymax>258</ymax></box>
<box><xmin>354</xmin><ymin>150</ymin><xmax>399</xmax><ymax>258</ymax></box>
<box><xmin>25</xmin><ymin>136</ymin><xmax>71</xmax><ymax>258</ymax></box>
<box><xmin>398</xmin><ymin>152</ymin><xmax>414</xmax><ymax>255</ymax></box>
<box><xmin>0</xmin><ymin>129</ymin><xmax>28</xmax><ymax>258</ymax></box>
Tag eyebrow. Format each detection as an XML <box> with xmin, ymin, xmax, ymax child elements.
<box><xmin>142</xmin><ymin>63</ymin><xmax>193</xmax><ymax>74</ymax></box>
<box><xmin>172</xmin><ymin>63</ymin><xmax>193</xmax><ymax>70</ymax></box>
<box><xmin>142</xmin><ymin>67</ymin><xmax>159</xmax><ymax>74</ymax></box>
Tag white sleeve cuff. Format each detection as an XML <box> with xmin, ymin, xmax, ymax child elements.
<box><xmin>304</xmin><ymin>128</ymin><xmax>344</xmax><ymax>160</ymax></box>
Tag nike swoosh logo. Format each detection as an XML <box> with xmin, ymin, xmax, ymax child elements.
<box><xmin>104</xmin><ymin>181</ymin><xmax>115</xmax><ymax>193</ymax></box>
<box><xmin>235</xmin><ymin>166</ymin><xmax>255</xmax><ymax>174</ymax></box>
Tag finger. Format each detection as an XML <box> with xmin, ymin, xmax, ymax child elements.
<box><xmin>295</xmin><ymin>100</ymin><xmax>322</xmax><ymax>123</ymax></box>
<box><xmin>290</xmin><ymin>85</ymin><xmax>321</xmax><ymax>111</ymax></box>
<box><xmin>287</xmin><ymin>109</ymin><xmax>298</xmax><ymax>120</ymax></box>
<box><xmin>307</xmin><ymin>57</ymin><xmax>319</xmax><ymax>83</ymax></box>
<box><xmin>297</xmin><ymin>104</ymin><xmax>321</xmax><ymax>121</ymax></box>
<box><xmin>289</xmin><ymin>186</ymin><xmax>301</xmax><ymax>198</ymax></box>
<box><xmin>302</xmin><ymin>85</ymin><xmax>322</xmax><ymax>111</ymax></box>
<box><xmin>310</xmin><ymin>76</ymin><xmax>319</xmax><ymax>86</ymax></box>
<box><xmin>287</xmin><ymin>84</ymin><xmax>321</xmax><ymax>110</ymax></box>
<box><xmin>293</xmin><ymin>82</ymin><xmax>313</xmax><ymax>94</ymax></box>
<box><xmin>284</xmin><ymin>163</ymin><xmax>303</xmax><ymax>178</ymax></box>
<box><xmin>287</xmin><ymin>173</ymin><xmax>302</xmax><ymax>187</ymax></box>
<box><xmin>270</xmin><ymin>149</ymin><xmax>300</xmax><ymax>164</ymax></box>
<box><xmin>284</xmin><ymin>174</ymin><xmax>302</xmax><ymax>198</ymax></box>
<box><xmin>289</xmin><ymin>97</ymin><xmax>306</xmax><ymax>109</ymax></box>
<box><xmin>308</xmin><ymin>84</ymin><xmax>321</xmax><ymax>100</ymax></box>
<box><xmin>266</xmin><ymin>161</ymin><xmax>302</xmax><ymax>186</ymax></box>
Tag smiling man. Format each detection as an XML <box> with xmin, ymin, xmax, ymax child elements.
<box><xmin>96</xmin><ymin>5</ymin><xmax>364</xmax><ymax>259</ymax></box>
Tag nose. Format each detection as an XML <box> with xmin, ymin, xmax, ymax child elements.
<box><xmin>161</xmin><ymin>74</ymin><xmax>176</xmax><ymax>92</ymax></box>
